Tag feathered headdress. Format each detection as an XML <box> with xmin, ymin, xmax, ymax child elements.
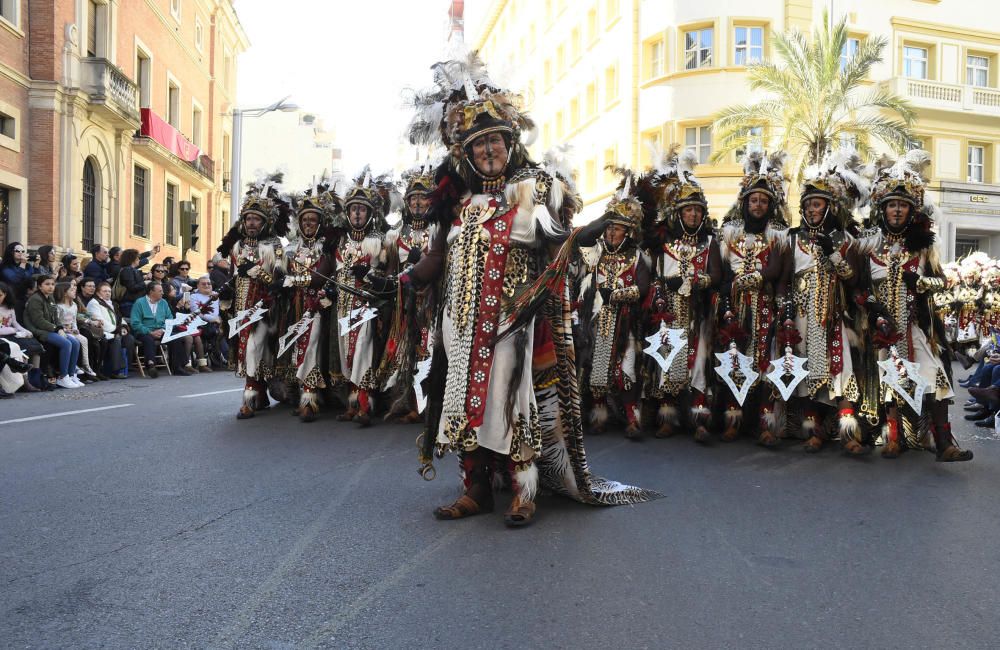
<box><xmin>868</xmin><ymin>149</ymin><xmax>939</xmax><ymax>249</ymax></box>
<box><xmin>799</xmin><ymin>145</ymin><xmax>871</xmax><ymax>232</ymax></box>
<box><xmin>602</xmin><ymin>167</ymin><xmax>644</xmax><ymax>238</ymax></box>
<box><xmin>723</xmin><ymin>150</ymin><xmax>789</xmax><ymax>227</ymax></box>
<box><xmin>217</xmin><ymin>171</ymin><xmax>290</xmax><ymax>255</ymax></box>
<box><xmin>402</xmin><ymin>160</ymin><xmax>437</xmax><ymax>199</ymax></box>
<box><xmin>653</xmin><ymin>145</ymin><xmax>709</xmax><ymax>231</ymax></box>
<box><xmin>294</xmin><ymin>176</ymin><xmax>343</xmax><ymax>225</ymax></box>
<box><xmin>541</xmin><ymin>144</ymin><xmax>583</xmax><ymax>218</ymax></box>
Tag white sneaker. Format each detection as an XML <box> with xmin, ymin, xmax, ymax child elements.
<box><xmin>56</xmin><ymin>376</ymin><xmax>79</xmax><ymax>389</ymax></box>
<box><xmin>70</xmin><ymin>376</ymin><xmax>85</xmax><ymax>387</ymax></box>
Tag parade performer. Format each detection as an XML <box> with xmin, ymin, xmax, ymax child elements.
<box><xmin>576</xmin><ymin>179</ymin><xmax>651</xmax><ymax>440</ymax></box>
<box><xmin>217</xmin><ymin>174</ymin><xmax>290</xmax><ymax>419</ymax></box>
<box><xmin>954</xmin><ymin>254</ymin><xmax>986</xmax><ymax>361</ymax></box>
<box><xmin>277</xmin><ymin>185</ymin><xmax>340</xmax><ymax>422</ymax></box>
<box><xmin>858</xmin><ymin>150</ymin><xmax>972</xmax><ymax>461</ymax></box>
<box><xmin>717</xmin><ymin>151</ymin><xmax>790</xmax><ymax>446</ymax></box>
<box><xmin>644</xmin><ymin>149</ymin><xmax>721</xmax><ymax>443</ymax></box>
<box><xmin>979</xmin><ymin>261</ymin><xmax>1000</xmax><ymax>347</ymax></box>
<box><xmin>404</xmin><ymin>53</ymin><xmax>658</xmax><ymax>526</ymax></box>
<box><xmin>378</xmin><ymin>163</ymin><xmax>438</xmax><ymax>423</ymax></box>
<box><xmin>331</xmin><ymin>170</ymin><xmax>389</xmax><ymax>427</ymax></box>
<box><xmin>776</xmin><ymin>148</ymin><xmax>867</xmax><ymax>453</ymax></box>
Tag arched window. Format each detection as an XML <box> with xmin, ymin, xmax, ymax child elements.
<box><xmin>82</xmin><ymin>158</ymin><xmax>97</xmax><ymax>250</ymax></box>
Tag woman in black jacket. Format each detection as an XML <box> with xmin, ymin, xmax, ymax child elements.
<box><xmin>115</xmin><ymin>249</ymin><xmax>148</xmax><ymax>318</ymax></box>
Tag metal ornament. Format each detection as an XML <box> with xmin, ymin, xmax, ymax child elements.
<box><xmin>228</xmin><ymin>301</ymin><xmax>268</xmax><ymax>338</ymax></box>
<box><xmin>714</xmin><ymin>342</ymin><xmax>759</xmax><ymax>406</ymax></box>
<box><xmin>642</xmin><ymin>322</ymin><xmax>687</xmax><ymax>373</ymax></box>
<box><xmin>162</xmin><ymin>313</ymin><xmax>206</xmax><ymax>343</ymax></box>
<box><xmin>277</xmin><ymin>312</ymin><xmax>315</xmax><ymax>358</ymax></box>
<box><xmin>412</xmin><ymin>356</ymin><xmax>433</xmax><ymax>414</ymax></box>
<box><xmin>765</xmin><ymin>345</ymin><xmax>810</xmax><ymax>401</ymax></box>
<box><xmin>338</xmin><ymin>305</ymin><xmax>378</xmax><ymax>335</ymax></box>
<box><xmin>877</xmin><ymin>345</ymin><xmax>931</xmax><ymax>415</ymax></box>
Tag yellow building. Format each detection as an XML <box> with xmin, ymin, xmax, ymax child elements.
<box><xmin>469</xmin><ymin>0</ymin><xmax>1000</xmax><ymax>260</ymax></box>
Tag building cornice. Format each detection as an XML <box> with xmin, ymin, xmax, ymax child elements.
<box><xmin>890</xmin><ymin>17</ymin><xmax>1000</xmax><ymax>46</ymax></box>
<box><xmin>0</xmin><ymin>60</ymin><xmax>31</xmax><ymax>89</ymax></box>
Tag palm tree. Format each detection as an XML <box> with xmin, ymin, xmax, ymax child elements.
<box><xmin>711</xmin><ymin>10</ymin><xmax>915</xmax><ymax>181</ymax></box>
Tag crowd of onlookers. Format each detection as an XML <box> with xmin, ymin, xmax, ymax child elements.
<box><xmin>0</xmin><ymin>241</ymin><xmax>232</xmax><ymax>398</ymax></box>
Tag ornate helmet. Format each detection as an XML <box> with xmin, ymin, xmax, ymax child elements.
<box><xmin>238</xmin><ymin>171</ymin><xmax>291</xmax><ymax>238</ymax></box>
<box><xmin>407</xmin><ymin>51</ymin><xmax>535</xmax><ymax>184</ymax></box>
<box><xmin>724</xmin><ymin>150</ymin><xmax>789</xmax><ymax>227</ymax></box>
<box><xmin>602</xmin><ymin>169</ymin><xmax>643</xmax><ymax>241</ymax></box>
<box><xmin>402</xmin><ymin>161</ymin><xmax>437</xmax><ymax>200</ymax></box>
<box><xmin>343</xmin><ymin>166</ymin><xmax>384</xmax><ymax>230</ymax></box>
<box><xmin>868</xmin><ymin>149</ymin><xmax>938</xmax><ymax>234</ymax></box>
<box><xmin>294</xmin><ymin>178</ymin><xmax>342</xmax><ymax>233</ymax></box>
<box><xmin>943</xmin><ymin>261</ymin><xmax>961</xmax><ymax>289</ymax></box>
<box><xmin>799</xmin><ymin>146</ymin><xmax>871</xmax><ymax>232</ymax></box>
<box><xmin>654</xmin><ymin>145</ymin><xmax>709</xmax><ymax>234</ymax></box>
<box><xmin>540</xmin><ymin>145</ymin><xmax>583</xmax><ymax>224</ymax></box>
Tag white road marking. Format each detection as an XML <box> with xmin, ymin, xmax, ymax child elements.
<box><xmin>177</xmin><ymin>388</ymin><xmax>245</xmax><ymax>399</ymax></box>
<box><xmin>0</xmin><ymin>403</ymin><xmax>134</xmax><ymax>425</ymax></box>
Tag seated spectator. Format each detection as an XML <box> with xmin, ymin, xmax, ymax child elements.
<box><xmin>86</xmin><ymin>281</ymin><xmax>133</xmax><ymax>379</ymax></box>
<box><xmin>75</xmin><ymin>277</ymin><xmax>106</xmax><ymax>376</ymax></box>
<box><xmin>35</xmin><ymin>245</ymin><xmax>57</xmax><ymax>276</ymax></box>
<box><xmin>0</xmin><ymin>281</ymin><xmax>42</xmax><ymax>393</ymax></box>
<box><xmin>60</xmin><ymin>254</ymin><xmax>82</xmax><ymax>281</ymax></box>
<box><xmin>130</xmin><ymin>281</ymin><xmax>185</xmax><ymax>378</ymax></box>
<box><xmin>169</xmin><ymin>260</ymin><xmax>197</xmax><ymax>296</ymax></box>
<box><xmin>77</xmin><ymin>276</ymin><xmax>97</xmax><ymax>304</ymax></box>
<box><xmin>209</xmin><ymin>255</ymin><xmax>232</xmax><ymax>291</ymax></box>
<box><xmin>170</xmin><ymin>288</ymin><xmax>199</xmax><ymax>375</ymax></box>
<box><xmin>114</xmin><ymin>249</ymin><xmax>148</xmax><ymax>317</ymax></box>
<box><xmin>189</xmin><ymin>275</ymin><xmax>222</xmax><ymax>370</ymax></box>
<box><xmin>23</xmin><ymin>275</ymin><xmax>83</xmax><ymax>389</ymax></box>
<box><xmin>149</xmin><ymin>263</ymin><xmax>171</xmax><ymax>294</ymax></box>
<box><xmin>83</xmin><ymin>244</ymin><xmax>111</xmax><ymax>283</ymax></box>
<box><xmin>1</xmin><ymin>242</ymin><xmax>37</xmax><ymax>316</ymax></box>
<box><xmin>54</xmin><ymin>281</ymin><xmax>99</xmax><ymax>382</ymax></box>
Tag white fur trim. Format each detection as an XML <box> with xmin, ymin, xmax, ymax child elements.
<box><xmin>514</xmin><ymin>462</ymin><xmax>539</xmax><ymax>502</ymax></box>
<box><xmin>242</xmin><ymin>389</ymin><xmax>258</xmax><ymax>408</ymax></box>
<box><xmin>839</xmin><ymin>413</ymin><xmax>860</xmax><ymax>442</ymax></box>
<box><xmin>801</xmin><ymin>416</ymin><xmax>818</xmax><ymax>433</ymax></box>
<box><xmin>590</xmin><ymin>402</ymin><xmax>608</xmax><ymax>427</ymax></box>
<box><xmin>725</xmin><ymin>408</ymin><xmax>742</xmax><ymax>428</ymax></box>
<box><xmin>348</xmin><ymin>389</ymin><xmax>359</xmax><ymax>409</ymax></box>
<box><xmin>658</xmin><ymin>403</ymin><xmax>679</xmax><ymax>425</ymax></box>
<box><xmin>691</xmin><ymin>405</ymin><xmax>711</xmax><ymax>424</ymax></box>
<box><xmin>761</xmin><ymin>410</ymin><xmax>777</xmax><ymax>431</ymax></box>
<box><xmin>300</xmin><ymin>391</ymin><xmax>319</xmax><ymax>410</ymax></box>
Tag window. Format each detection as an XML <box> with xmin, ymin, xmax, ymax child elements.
<box><xmin>133</xmin><ymin>165</ymin><xmax>148</xmax><ymax>238</ymax></box>
<box><xmin>82</xmin><ymin>158</ymin><xmax>97</xmax><ymax>251</ymax></box>
<box><xmin>557</xmin><ymin>44</ymin><xmax>566</xmax><ymax>76</ymax></box>
<box><xmin>170</xmin><ymin>0</ymin><xmax>181</xmax><ymax>21</ymax></box>
<box><xmin>0</xmin><ymin>109</ymin><xmax>14</xmax><ymax>139</ymax></box>
<box><xmin>605</xmin><ymin>0</ymin><xmax>619</xmax><ymax>26</ymax></box>
<box><xmin>603</xmin><ymin>146</ymin><xmax>617</xmax><ymax>183</ymax></box>
<box><xmin>191</xmin><ymin>104</ymin><xmax>202</xmax><ymax>147</ymax></box>
<box><xmin>571</xmin><ymin>27</ymin><xmax>581</xmax><ymax>61</ymax></box>
<box><xmin>190</xmin><ymin>195</ymin><xmax>201</xmax><ymax>251</ymax></box>
<box><xmin>570</xmin><ymin>97</ymin><xmax>580</xmax><ymax>130</ymax></box>
<box><xmin>907</xmin><ymin>137</ymin><xmax>925</xmax><ymax>151</ymax></box>
<box><xmin>87</xmin><ymin>0</ymin><xmax>99</xmax><ymax>57</ymax></box>
<box><xmin>166</xmin><ymin>182</ymin><xmax>178</xmax><ymax>245</ymax></box>
<box><xmin>529</xmin><ymin>25</ymin><xmax>536</xmax><ymax>52</ymax></box>
<box><xmin>556</xmin><ymin>111</ymin><xmax>564</xmax><ymax>139</ymax></box>
<box><xmin>585</xmin><ymin>159</ymin><xmax>596</xmax><ymax>192</ymax></box>
<box><xmin>543</xmin><ymin>123</ymin><xmax>552</xmax><ymax>149</ymax></box>
<box><xmin>685</xmin><ymin>126</ymin><xmax>712</xmax><ymax>164</ymax></box>
<box><xmin>136</xmin><ymin>50</ymin><xmax>151</xmax><ymax>108</ymax></box>
<box><xmin>223</xmin><ymin>50</ymin><xmax>233</xmax><ymax>91</ymax></box>
<box><xmin>167</xmin><ymin>80</ymin><xmax>180</xmax><ymax>128</ymax></box>
<box><xmin>586</xmin><ymin>82</ymin><xmax>597</xmax><ymax>117</ymax></box>
<box><xmin>0</xmin><ymin>0</ymin><xmax>18</xmax><ymax>26</ymax></box>
<box><xmin>840</xmin><ymin>38</ymin><xmax>859</xmax><ymax>72</ymax></box>
<box><xmin>968</xmin><ymin>54</ymin><xmax>990</xmax><ymax>87</ymax></box>
<box><xmin>956</xmin><ymin>237</ymin><xmax>981</xmax><ymax>258</ymax></box>
<box><xmin>649</xmin><ymin>39</ymin><xmax>666</xmax><ymax>78</ymax></box>
<box><xmin>736</xmin><ymin>126</ymin><xmax>763</xmax><ymax>161</ymax></box>
<box><xmin>685</xmin><ymin>28</ymin><xmax>713</xmax><ymax>70</ymax></box>
<box><xmin>195</xmin><ymin>16</ymin><xmax>204</xmax><ymax>52</ymax></box>
<box><xmin>544</xmin><ymin>59</ymin><xmax>553</xmax><ymax>89</ymax></box>
<box><xmin>968</xmin><ymin>145</ymin><xmax>985</xmax><ymax>183</ymax></box>
<box><xmin>605</xmin><ymin>63</ymin><xmax>619</xmax><ymax>106</ymax></box>
<box><xmin>904</xmin><ymin>46</ymin><xmax>929</xmax><ymax>79</ymax></box>
<box><xmin>734</xmin><ymin>26</ymin><xmax>763</xmax><ymax>65</ymax></box>
<box><xmin>587</xmin><ymin>6</ymin><xmax>598</xmax><ymax>43</ymax></box>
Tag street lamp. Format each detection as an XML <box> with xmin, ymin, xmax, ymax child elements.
<box><xmin>229</xmin><ymin>96</ymin><xmax>299</xmax><ymax>224</ymax></box>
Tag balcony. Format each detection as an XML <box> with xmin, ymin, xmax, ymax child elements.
<box><xmin>134</xmin><ymin>108</ymin><xmax>215</xmax><ymax>185</ymax></box>
<box><xmin>222</xmin><ymin>171</ymin><xmax>231</xmax><ymax>193</ymax></box>
<box><xmin>80</xmin><ymin>58</ymin><xmax>141</xmax><ymax>129</ymax></box>
<box><xmin>882</xmin><ymin>76</ymin><xmax>1000</xmax><ymax>117</ymax></box>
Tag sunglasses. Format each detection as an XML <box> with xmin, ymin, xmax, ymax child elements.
<box><xmin>14</xmin><ymin>248</ymin><xmax>25</xmax><ymax>253</ymax></box>
<box><xmin>179</xmin><ymin>267</ymin><xmax>190</xmax><ymax>271</ymax></box>
<box><xmin>153</xmin><ymin>268</ymin><xmax>166</xmax><ymax>273</ymax></box>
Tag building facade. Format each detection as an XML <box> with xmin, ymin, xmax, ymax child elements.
<box><xmin>469</xmin><ymin>0</ymin><xmax>1000</xmax><ymax>259</ymax></box>
<box><xmin>240</xmin><ymin>109</ymin><xmax>341</xmax><ymax>192</ymax></box>
<box><xmin>0</xmin><ymin>0</ymin><xmax>248</xmax><ymax>271</ymax></box>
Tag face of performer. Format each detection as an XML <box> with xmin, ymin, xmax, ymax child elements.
<box><xmin>680</xmin><ymin>205</ymin><xmax>704</xmax><ymax>231</ymax></box>
<box><xmin>885</xmin><ymin>199</ymin><xmax>912</xmax><ymax>230</ymax></box>
<box><xmin>348</xmin><ymin>204</ymin><xmax>370</xmax><ymax>229</ymax></box>
<box><xmin>407</xmin><ymin>193</ymin><xmax>430</xmax><ymax>217</ymax></box>
<box><xmin>299</xmin><ymin>212</ymin><xmax>320</xmax><ymax>238</ymax></box>
<box><xmin>243</xmin><ymin>213</ymin><xmax>264</xmax><ymax>238</ymax></box>
<box><xmin>604</xmin><ymin>223</ymin><xmax>628</xmax><ymax>248</ymax></box>
<box><xmin>747</xmin><ymin>191</ymin><xmax>771</xmax><ymax>220</ymax></box>
<box><xmin>803</xmin><ymin>197</ymin><xmax>829</xmax><ymax>227</ymax></box>
<box><xmin>470</xmin><ymin>132</ymin><xmax>508</xmax><ymax>178</ymax></box>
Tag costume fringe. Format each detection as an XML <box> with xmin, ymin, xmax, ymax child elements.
<box><xmin>839</xmin><ymin>413</ymin><xmax>861</xmax><ymax>443</ymax></box>
<box><xmin>242</xmin><ymin>388</ymin><xmax>258</xmax><ymax>409</ymax></box>
<box><xmin>513</xmin><ymin>462</ymin><xmax>539</xmax><ymax>502</ymax></box>
<box><xmin>299</xmin><ymin>391</ymin><xmax>319</xmax><ymax>410</ymax></box>
<box><xmin>590</xmin><ymin>402</ymin><xmax>608</xmax><ymax>428</ymax></box>
<box><xmin>658</xmin><ymin>403</ymin><xmax>679</xmax><ymax>425</ymax></box>
<box><xmin>691</xmin><ymin>405</ymin><xmax>711</xmax><ymax>425</ymax></box>
<box><xmin>725</xmin><ymin>408</ymin><xmax>742</xmax><ymax>428</ymax></box>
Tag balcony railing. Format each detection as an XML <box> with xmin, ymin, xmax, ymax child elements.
<box><xmin>187</xmin><ymin>154</ymin><xmax>215</xmax><ymax>182</ymax></box>
<box><xmin>80</xmin><ymin>58</ymin><xmax>140</xmax><ymax>126</ymax></box>
<box><xmin>884</xmin><ymin>76</ymin><xmax>1000</xmax><ymax>116</ymax></box>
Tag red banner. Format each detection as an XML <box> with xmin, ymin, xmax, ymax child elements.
<box><xmin>140</xmin><ymin>108</ymin><xmax>200</xmax><ymax>162</ymax></box>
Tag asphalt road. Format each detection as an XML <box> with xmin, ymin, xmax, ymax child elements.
<box><xmin>2</xmin><ymin>368</ymin><xmax>998</xmax><ymax>649</ymax></box>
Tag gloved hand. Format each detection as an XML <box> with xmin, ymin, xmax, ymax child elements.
<box><xmin>867</xmin><ymin>300</ymin><xmax>898</xmax><ymax>333</ymax></box>
<box><xmin>405</xmin><ymin>247</ymin><xmax>422</xmax><ymax>265</ymax></box>
<box><xmin>902</xmin><ymin>270</ymin><xmax>920</xmax><ymax>290</ymax></box>
<box><xmin>664</xmin><ymin>276</ymin><xmax>684</xmax><ymax>291</ymax></box>
<box><xmin>368</xmin><ymin>274</ymin><xmax>397</xmax><ymax>294</ymax></box>
<box><xmin>598</xmin><ymin>287</ymin><xmax>612</xmax><ymax>303</ymax></box>
<box><xmin>814</xmin><ymin>232</ymin><xmax>835</xmax><ymax>256</ymax></box>
<box><xmin>237</xmin><ymin>261</ymin><xmax>256</xmax><ymax>277</ymax></box>
<box><xmin>323</xmin><ymin>280</ymin><xmax>337</xmax><ymax>296</ymax></box>
<box><xmin>350</xmin><ymin>263</ymin><xmax>370</xmax><ymax>280</ymax></box>
<box><xmin>218</xmin><ymin>285</ymin><xmax>234</xmax><ymax>302</ymax></box>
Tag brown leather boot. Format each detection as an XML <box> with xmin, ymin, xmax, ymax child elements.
<box><xmin>693</xmin><ymin>425</ymin><xmax>711</xmax><ymax>444</ymax></box>
<box><xmin>881</xmin><ymin>439</ymin><xmax>902</xmax><ymax>459</ymax></box>
<box><xmin>803</xmin><ymin>435</ymin><xmax>824</xmax><ymax>453</ymax></box>
<box><xmin>842</xmin><ymin>439</ymin><xmax>868</xmax><ymax>456</ymax></box>
<box><xmin>654</xmin><ymin>420</ymin><xmax>674</xmax><ymax>438</ymax></box>
<box><xmin>721</xmin><ymin>425</ymin><xmax>739</xmax><ymax>442</ymax></box>
<box><xmin>503</xmin><ymin>494</ymin><xmax>536</xmax><ymax>527</ymax></box>
<box><xmin>625</xmin><ymin>422</ymin><xmax>642</xmax><ymax>440</ymax></box>
<box><xmin>757</xmin><ymin>430</ymin><xmax>779</xmax><ymax>448</ymax></box>
<box><xmin>936</xmin><ymin>445</ymin><xmax>973</xmax><ymax>462</ymax></box>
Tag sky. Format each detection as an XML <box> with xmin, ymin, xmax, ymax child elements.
<box><xmin>235</xmin><ymin>0</ymin><xmax>459</xmax><ymax>177</ymax></box>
